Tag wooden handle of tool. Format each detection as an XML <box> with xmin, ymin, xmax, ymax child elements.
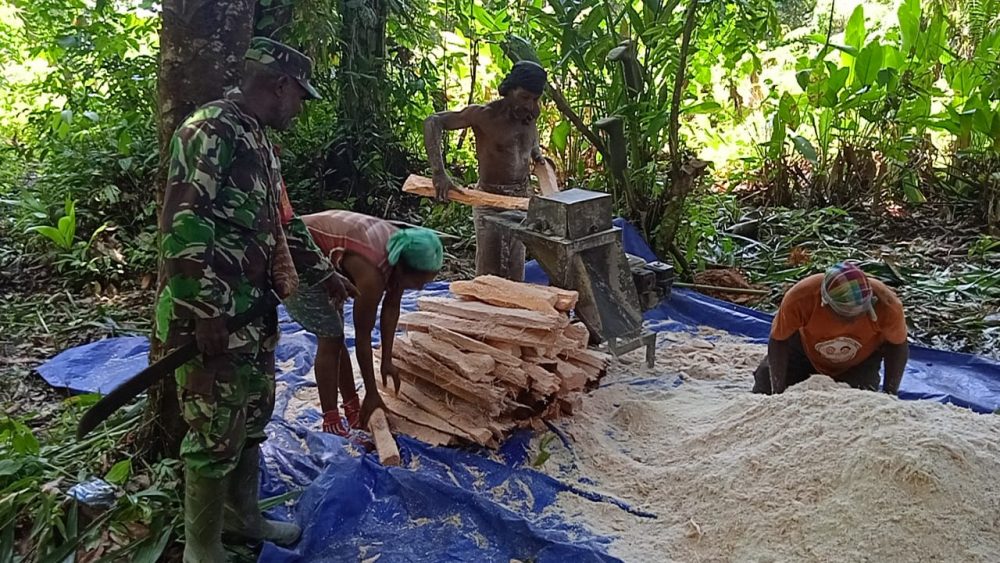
<box><xmin>402</xmin><ymin>174</ymin><xmax>529</xmax><ymax>210</ymax></box>
<box><xmin>368</xmin><ymin>407</ymin><xmax>401</xmax><ymax>466</ymax></box>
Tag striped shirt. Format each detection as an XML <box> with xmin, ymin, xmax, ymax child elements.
<box><xmin>300</xmin><ymin>210</ymin><xmax>398</xmax><ymax>280</ymax></box>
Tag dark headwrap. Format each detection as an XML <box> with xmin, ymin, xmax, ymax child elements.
<box><xmin>499</xmin><ymin>61</ymin><xmax>547</xmax><ymax>96</ymax></box>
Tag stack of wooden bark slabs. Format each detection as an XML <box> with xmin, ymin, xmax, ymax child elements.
<box><xmin>377</xmin><ymin>276</ymin><xmax>610</xmax><ymax>448</ymax></box>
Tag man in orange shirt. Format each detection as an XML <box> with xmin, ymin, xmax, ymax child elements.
<box><xmin>753</xmin><ymin>262</ymin><xmax>910</xmax><ymax>395</ymax></box>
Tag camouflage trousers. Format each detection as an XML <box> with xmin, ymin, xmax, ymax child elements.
<box><xmin>174</xmin><ymin>317</ymin><xmax>279</xmax><ymax>479</ymax></box>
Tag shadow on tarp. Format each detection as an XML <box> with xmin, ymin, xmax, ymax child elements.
<box><xmin>35</xmin><ymin>218</ymin><xmax>1000</xmax><ymax>562</ymax></box>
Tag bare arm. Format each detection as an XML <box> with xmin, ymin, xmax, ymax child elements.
<box><xmin>767</xmin><ymin>337</ymin><xmax>791</xmax><ymax>395</ymax></box>
<box><xmin>422</xmin><ymin>106</ymin><xmax>485</xmax><ymax>200</ymax></box>
<box><xmin>379</xmin><ymin>284</ymin><xmax>403</xmax><ymax>371</ymax></box>
<box><xmin>881</xmin><ymin>341</ymin><xmax>909</xmax><ymax>395</ymax></box>
<box><xmin>342</xmin><ymin>256</ymin><xmax>386</xmax><ymax>423</ymax></box>
<box><xmin>531</xmin><ymin>137</ymin><xmax>544</xmax><ymax>163</ymax></box>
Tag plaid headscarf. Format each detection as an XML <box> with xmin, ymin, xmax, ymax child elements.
<box><xmin>820</xmin><ymin>262</ymin><xmax>877</xmax><ymax>320</ymax></box>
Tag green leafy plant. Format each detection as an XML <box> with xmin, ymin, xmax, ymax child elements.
<box><xmin>532</xmin><ymin>433</ymin><xmax>557</xmax><ymax>468</ymax></box>
<box><xmin>27</xmin><ymin>197</ymin><xmax>77</xmax><ymax>251</ymax></box>
<box><xmin>0</xmin><ymin>401</ymin><xmax>181</xmax><ymax>563</ymax></box>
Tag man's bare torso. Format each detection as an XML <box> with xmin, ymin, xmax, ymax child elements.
<box><xmin>469</xmin><ymin>100</ymin><xmax>538</xmax><ymax>189</ymax></box>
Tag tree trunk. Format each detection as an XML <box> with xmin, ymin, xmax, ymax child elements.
<box><xmin>333</xmin><ymin>0</ymin><xmax>390</xmax><ymax>213</ymax></box>
<box><xmin>142</xmin><ymin>0</ymin><xmax>255</xmax><ymax>461</ymax></box>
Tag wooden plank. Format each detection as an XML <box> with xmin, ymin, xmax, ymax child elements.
<box><xmin>403</xmin><ymin>175</ymin><xmax>528</xmax><ymax>210</ymax></box>
<box><xmin>381</xmin><ymin>390</ymin><xmax>489</xmax><ymax>445</ymax></box>
<box><xmin>399</xmin><ymin>312</ymin><xmax>559</xmax><ymax>348</ymax></box>
<box><xmin>555</xmin><ymin>360</ymin><xmax>588</xmax><ymax>393</ymax></box>
<box><xmin>450</xmin><ymin>278</ymin><xmax>559</xmax><ymax>315</ymax></box>
<box><xmin>562</xmin><ymin>322</ymin><xmax>590</xmax><ymax>350</ymax></box>
<box><xmin>534</xmin><ymin>158</ymin><xmax>560</xmax><ymax>196</ymax></box>
<box><xmin>492</xmin><ymin>363</ymin><xmax>529</xmax><ymax>389</ymax></box>
<box><xmin>564</xmin><ymin>355</ymin><xmax>603</xmax><ymax>381</ymax></box>
<box><xmin>393</xmin><ymin>350</ymin><xmax>504</xmax><ymax>417</ymax></box>
<box><xmin>408</xmin><ymin>331</ymin><xmax>494</xmax><ymax>383</ymax></box>
<box><xmin>485</xmin><ymin>339</ymin><xmax>522</xmax><ymax>358</ymax></box>
<box><xmin>386</xmin><ymin>413</ymin><xmax>454</xmax><ymax>447</ymax></box>
<box><xmin>417</xmin><ymin>296</ymin><xmax>568</xmax><ymax>330</ymax></box>
<box><xmin>522</xmin><ymin>361</ymin><xmax>560</xmax><ymax>396</ymax></box>
<box><xmin>400</xmin><ymin>379</ymin><xmax>507</xmax><ymax>441</ymax></box>
<box><xmin>426</xmin><ymin>325</ymin><xmax>521</xmax><ymax>367</ymax></box>
<box><xmin>368</xmin><ymin>408</ymin><xmax>401</xmax><ymax>466</ymax></box>
<box><xmin>563</xmin><ymin>348</ymin><xmax>611</xmax><ymax>370</ymax></box>
<box><xmin>384</xmin><ymin>383</ymin><xmax>493</xmax><ymax>445</ymax></box>
<box><xmin>534</xmin><ymin>287</ymin><xmax>579</xmax><ymax>312</ymax></box>
<box><xmin>474</xmin><ymin>276</ymin><xmax>579</xmax><ymax>312</ymax></box>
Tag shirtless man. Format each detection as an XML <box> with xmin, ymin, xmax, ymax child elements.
<box><xmin>423</xmin><ymin>61</ymin><xmax>548</xmax><ymax>281</ymax></box>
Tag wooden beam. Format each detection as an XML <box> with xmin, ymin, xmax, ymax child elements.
<box><xmin>408</xmin><ymin>331</ymin><xmax>495</xmax><ymax>383</ymax></box>
<box><xmin>399</xmin><ymin>312</ymin><xmax>560</xmax><ymax>348</ymax></box>
<box><xmin>393</xmin><ymin>349</ymin><xmax>504</xmax><ymax>417</ymax></box>
<box><xmin>492</xmin><ymin>363</ymin><xmax>529</xmax><ymax>388</ymax></box>
<box><xmin>403</xmin><ymin>175</ymin><xmax>529</xmax><ymax>210</ymax></box>
<box><xmin>522</xmin><ymin>361</ymin><xmax>560</xmax><ymax>395</ymax></box>
<box><xmin>386</xmin><ymin>413</ymin><xmax>453</xmax><ymax>447</ymax></box>
<box><xmin>417</xmin><ymin>296</ymin><xmax>568</xmax><ymax>330</ymax></box>
<box><xmin>555</xmin><ymin>360</ymin><xmax>588</xmax><ymax>393</ymax></box>
<box><xmin>535</xmin><ymin>158</ymin><xmax>560</xmax><ymax>196</ymax></box>
<box><xmin>450</xmin><ymin>276</ymin><xmax>560</xmax><ymax>315</ymax></box>
<box><xmin>367</xmin><ymin>407</ymin><xmax>400</xmax><ymax>466</ymax></box>
<box><xmin>426</xmin><ymin>325</ymin><xmax>521</xmax><ymax>367</ymax></box>
<box><xmin>475</xmin><ymin>275</ymin><xmax>579</xmax><ymax>312</ymax></box>
<box><xmin>381</xmin><ymin>390</ymin><xmax>491</xmax><ymax>446</ymax></box>
<box><xmin>398</xmin><ymin>379</ymin><xmax>505</xmax><ymax>441</ymax></box>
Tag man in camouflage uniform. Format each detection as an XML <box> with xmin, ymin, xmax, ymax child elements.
<box><xmin>157</xmin><ymin>37</ymin><xmax>343</xmax><ymax>562</ymax></box>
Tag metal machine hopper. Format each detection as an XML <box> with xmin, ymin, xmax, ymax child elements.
<box><xmin>484</xmin><ymin>188</ymin><xmax>663</xmax><ymax>367</ymax></box>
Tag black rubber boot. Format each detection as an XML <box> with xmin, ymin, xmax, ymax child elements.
<box><xmin>183</xmin><ymin>467</ymin><xmax>228</xmax><ymax>563</ymax></box>
<box><xmin>223</xmin><ymin>444</ymin><xmax>301</xmax><ymax>545</ymax></box>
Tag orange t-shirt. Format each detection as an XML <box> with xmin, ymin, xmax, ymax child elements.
<box><xmin>770</xmin><ymin>274</ymin><xmax>907</xmax><ymax>377</ymax></box>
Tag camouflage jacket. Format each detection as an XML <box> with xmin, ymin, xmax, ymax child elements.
<box><xmin>156</xmin><ymin>93</ymin><xmax>284</xmax><ymax>352</ymax></box>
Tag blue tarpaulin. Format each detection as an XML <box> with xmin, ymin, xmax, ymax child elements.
<box><xmin>36</xmin><ymin>219</ymin><xmax>1000</xmax><ymax>562</ymax></box>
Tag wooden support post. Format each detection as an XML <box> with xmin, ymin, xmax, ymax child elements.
<box><xmin>368</xmin><ymin>407</ymin><xmax>401</xmax><ymax>466</ymax></box>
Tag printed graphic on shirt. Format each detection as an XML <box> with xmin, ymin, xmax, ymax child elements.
<box><xmin>814</xmin><ymin>336</ymin><xmax>862</xmax><ymax>364</ymax></box>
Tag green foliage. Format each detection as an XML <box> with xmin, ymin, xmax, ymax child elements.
<box><xmin>1</xmin><ymin>0</ymin><xmax>158</xmax><ymax>285</ymax></box>
<box><xmin>532</xmin><ymin>433</ymin><xmax>556</xmax><ymax>468</ymax></box>
<box><xmin>756</xmin><ymin>1</ymin><xmax>1000</xmax><ymax>210</ymax></box>
<box><xmin>0</xmin><ymin>401</ymin><xmax>181</xmax><ymax>562</ymax></box>
<box><xmin>27</xmin><ymin>197</ymin><xmax>76</xmax><ymax>251</ymax></box>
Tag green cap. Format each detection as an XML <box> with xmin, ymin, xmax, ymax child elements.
<box><xmin>245</xmin><ymin>36</ymin><xmax>321</xmax><ymax>100</ymax></box>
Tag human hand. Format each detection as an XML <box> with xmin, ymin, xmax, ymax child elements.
<box><xmin>380</xmin><ymin>361</ymin><xmax>401</xmax><ymax>394</ymax></box>
<box><xmin>432</xmin><ymin>173</ymin><xmax>456</xmax><ymax>202</ymax></box>
<box><xmin>324</xmin><ymin>272</ymin><xmax>358</xmax><ymax>305</ymax></box>
<box><xmin>360</xmin><ymin>391</ymin><xmax>387</xmax><ymax>428</ymax></box>
<box><xmin>273</xmin><ymin>269</ymin><xmax>299</xmax><ymax>300</ymax></box>
<box><xmin>194</xmin><ymin>316</ymin><xmax>229</xmax><ymax>357</ymax></box>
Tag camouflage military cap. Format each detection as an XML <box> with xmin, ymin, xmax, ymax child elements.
<box><xmin>245</xmin><ymin>36</ymin><xmax>321</xmax><ymax>100</ymax></box>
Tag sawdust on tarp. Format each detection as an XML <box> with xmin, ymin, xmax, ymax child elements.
<box><xmin>534</xmin><ymin>330</ymin><xmax>1000</xmax><ymax>562</ymax></box>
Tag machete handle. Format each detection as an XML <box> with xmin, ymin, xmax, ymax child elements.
<box><xmin>75</xmin><ymin>291</ymin><xmax>281</xmax><ymax>440</ymax></box>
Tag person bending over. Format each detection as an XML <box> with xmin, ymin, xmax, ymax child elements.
<box><xmin>283</xmin><ymin>210</ymin><xmax>443</xmax><ymax>435</ymax></box>
<box><xmin>753</xmin><ymin>262</ymin><xmax>909</xmax><ymax>395</ymax></box>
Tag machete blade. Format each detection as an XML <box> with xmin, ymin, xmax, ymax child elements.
<box><xmin>75</xmin><ymin>291</ymin><xmax>280</xmax><ymax>440</ymax></box>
